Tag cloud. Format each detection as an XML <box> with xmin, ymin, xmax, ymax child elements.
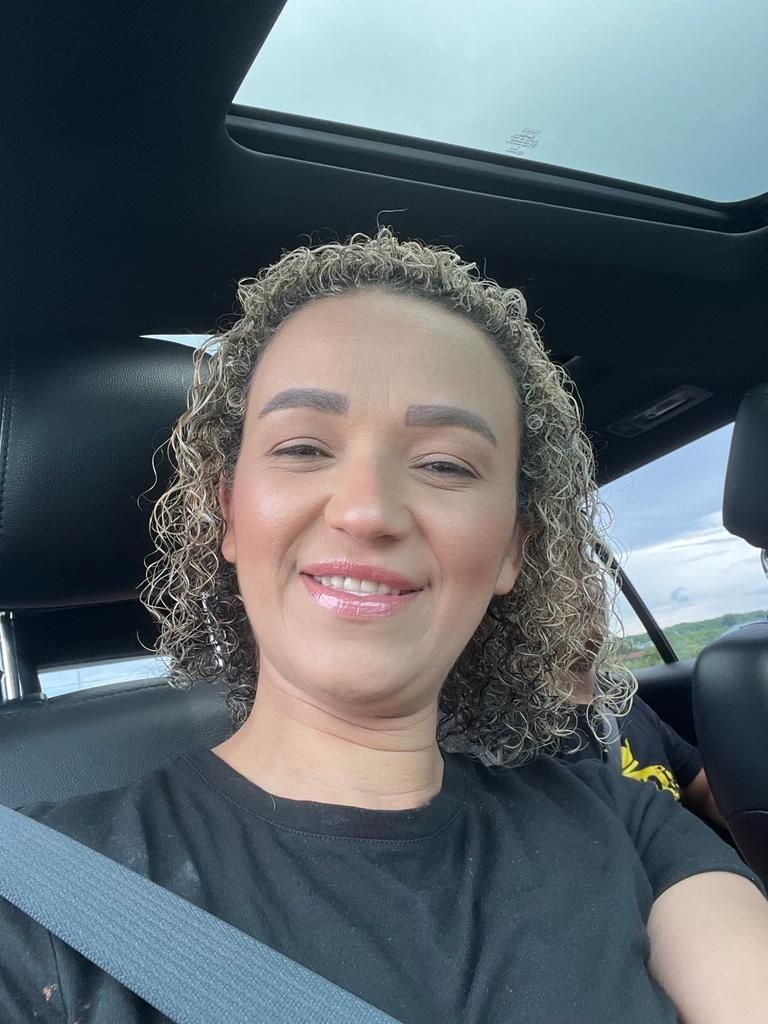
<box><xmin>615</xmin><ymin>522</ymin><xmax>765</xmax><ymax>633</ymax></box>
<box><xmin>598</xmin><ymin>423</ymin><xmax>765</xmax><ymax>637</ymax></box>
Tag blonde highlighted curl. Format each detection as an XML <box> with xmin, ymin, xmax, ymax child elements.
<box><xmin>143</xmin><ymin>228</ymin><xmax>635</xmax><ymax>765</ymax></box>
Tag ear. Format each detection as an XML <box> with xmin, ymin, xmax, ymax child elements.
<box><xmin>493</xmin><ymin>521</ymin><xmax>525</xmax><ymax>596</ymax></box>
<box><xmin>218</xmin><ymin>477</ymin><xmax>236</xmax><ymax>564</ymax></box>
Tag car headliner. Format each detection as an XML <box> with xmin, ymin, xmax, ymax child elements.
<box><xmin>2</xmin><ymin>0</ymin><xmax>767</xmax><ymax>483</ymax></box>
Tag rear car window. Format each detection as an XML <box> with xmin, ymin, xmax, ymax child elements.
<box><xmin>40</xmin><ymin>656</ymin><xmax>168</xmax><ymax>698</ymax></box>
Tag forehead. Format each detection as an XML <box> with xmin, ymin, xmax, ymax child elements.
<box><xmin>249</xmin><ymin>290</ymin><xmax>519</xmax><ymax>428</ymax></box>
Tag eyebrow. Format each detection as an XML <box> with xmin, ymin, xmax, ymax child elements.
<box><xmin>258</xmin><ymin>389</ymin><xmax>498</xmax><ymax>447</ymax></box>
<box><xmin>405</xmin><ymin>404</ymin><xmax>498</xmax><ymax>447</ymax></box>
<box><xmin>258</xmin><ymin>388</ymin><xmax>349</xmax><ymax>417</ymax></box>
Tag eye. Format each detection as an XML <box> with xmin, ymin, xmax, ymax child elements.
<box><xmin>416</xmin><ymin>459</ymin><xmax>478</xmax><ymax>479</ymax></box>
<box><xmin>271</xmin><ymin>442</ymin><xmax>329</xmax><ymax>459</ymax></box>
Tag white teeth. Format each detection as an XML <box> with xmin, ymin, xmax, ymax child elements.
<box><xmin>313</xmin><ymin>575</ymin><xmax>401</xmax><ymax>596</ymax></box>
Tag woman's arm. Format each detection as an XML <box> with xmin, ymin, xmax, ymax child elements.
<box><xmin>647</xmin><ymin>871</ymin><xmax>768</xmax><ymax>1023</ymax></box>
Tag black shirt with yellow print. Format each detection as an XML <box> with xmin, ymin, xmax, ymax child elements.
<box><xmin>559</xmin><ymin>695</ymin><xmax>703</xmax><ymax>800</ymax></box>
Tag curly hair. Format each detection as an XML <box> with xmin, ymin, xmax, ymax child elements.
<box><xmin>143</xmin><ymin>228</ymin><xmax>635</xmax><ymax>765</ymax></box>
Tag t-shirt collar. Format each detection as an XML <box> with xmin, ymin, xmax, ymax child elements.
<box><xmin>183</xmin><ymin>748</ymin><xmax>467</xmax><ymax>841</ymax></box>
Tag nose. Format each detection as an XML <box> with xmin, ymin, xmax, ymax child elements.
<box><xmin>324</xmin><ymin>450</ymin><xmax>412</xmax><ymax>542</ymax></box>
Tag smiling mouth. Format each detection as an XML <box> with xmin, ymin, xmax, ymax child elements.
<box><xmin>299</xmin><ymin>571</ymin><xmax>422</xmax><ymax>619</ymax></box>
<box><xmin>309</xmin><ymin>574</ymin><xmax>408</xmax><ymax>597</ymax></box>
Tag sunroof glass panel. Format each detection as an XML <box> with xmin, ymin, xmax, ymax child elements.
<box><xmin>235</xmin><ymin>0</ymin><xmax>768</xmax><ymax>202</ymax></box>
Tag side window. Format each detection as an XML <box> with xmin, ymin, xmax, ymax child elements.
<box><xmin>610</xmin><ymin>591</ymin><xmax>663</xmax><ymax>671</ymax></box>
<box><xmin>601</xmin><ymin>424</ymin><xmax>767</xmax><ymax>667</ymax></box>
<box><xmin>40</xmin><ymin>655</ymin><xmax>168</xmax><ymax>698</ymax></box>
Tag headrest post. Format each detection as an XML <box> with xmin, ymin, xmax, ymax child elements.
<box><xmin>762</xmin><ymin>549</ymin><xmax>768</xmax><ymax>581</ymax></box>
<box><xmin>0</xmin><ymin>611</ymin><xmax>41</xmax><ymax>703</ymax></box>
<box><xmin>0</xmin><ymin>611</ymin><xmax>22</xmax><ymax>702</ymax></box>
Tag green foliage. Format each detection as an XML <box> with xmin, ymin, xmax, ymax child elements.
<box><xmin>616</xmin><ymin>608</ymin><xmax>768</xmax><ymax>670</ymax></box>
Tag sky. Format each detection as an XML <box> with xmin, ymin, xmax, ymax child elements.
<box><xmin>235</xmin><ymin>0</ymin><xmax>768</xmax><ymax>202</ymax></box>
<box><xmin>602</xmin><ymin>425</ymin><xmax>767</xmax><ymax>634</ymax></box>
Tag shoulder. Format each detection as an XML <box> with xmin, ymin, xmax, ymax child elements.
<box><xmin>449</xmin><ymin>752</ymin><xmax>761</xmax><ymax>900</ymax></box>
<box><xmin>17</xmin><ymin>751</ymin><xmax>196</xmax><ymax>864</ymax></box>
<box><xmin>0</xmin><ymin>752</ymin><xmax>206</xmax><ymax>1020</ymax></box>
<box><xmin>452</xmin><ymin>750</ymin><xmax>644</xmax><ymax>828</ymax></box>
<box><xmin>454</xmin><ymin>749</ymin><xmax>633</xmax><ymax>802</ymax></box>
<box><xmin>628</xmin><ymin>693</ymin><xmax>656</xmax><ymax>715</ymax></box>
<box><xmin>460</xmin><ymin>750</ymin><xmax>693</xmax><ymax>838</ymax></box>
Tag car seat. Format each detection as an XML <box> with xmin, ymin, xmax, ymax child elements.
<box><xmin>693</xmin><ymin>383</ymin><xmax>768</xmax><ymax>886</ymax></box>
<box><xmin>0</xmin><ymin>336</ymin><xmax>232</xmax><ymax>806</ymax></box>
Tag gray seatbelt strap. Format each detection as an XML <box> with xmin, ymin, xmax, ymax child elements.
<box><xmin>602</xmin><ymin>711</ymin><xmax>622</xmax><ymax>769</ymax></box>
<box><xmin>0</xmin><ymin>804</ymin><xmax>402</xmax><ymax>1024</ymax></box>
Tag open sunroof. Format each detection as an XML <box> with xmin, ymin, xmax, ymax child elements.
<box><xmin>235</xmin><ymin>0</ymin><xmax>767</xmax><ymax>203</ymax></box>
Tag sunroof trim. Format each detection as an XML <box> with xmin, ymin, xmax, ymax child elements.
<box><xmin>228</xmin><ymin>107</ymin><xmax>764</xmax><ymax>233</ymax></box>
<box><xmin>235</xmin><ymin>0</ymin><xmax>768</xmax><ymax>204</ymax></box>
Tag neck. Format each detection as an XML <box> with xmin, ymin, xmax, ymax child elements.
<box><xmin>572</xmin><ymin>666</ymin><xmax>599</xmax><ymax>704</ymax></box>
<box><xmin>212</xmin><ymin>675</ymin><xmax>444</xmax><ymax>811</ymax></box>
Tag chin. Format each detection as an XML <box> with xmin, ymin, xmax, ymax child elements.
<box><xmin>297</xmin><ymin>660</ymin><xmax>430</xmax><ymax>714</ymax></box>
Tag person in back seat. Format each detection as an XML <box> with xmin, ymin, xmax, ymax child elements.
<box><xmin>559</xmin><ymin>656</ymin><xmax>727</xmax><ymax>829</ymax></box>
<box><xmin>1</xmin><ymin>229</ymin><xmax>766</xmax><ymax>1024</ymax></box>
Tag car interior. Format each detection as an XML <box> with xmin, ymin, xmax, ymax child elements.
<box><xmin>1</xmin><ymin>0</ymin><xmax>767</xmax><ymax>907</ymax></box>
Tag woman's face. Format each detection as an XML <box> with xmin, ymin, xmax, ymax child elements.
<box><xmin>221</xmin><ymin>290</ymin><xmax>523</xmax><ymax>716</ymax></box>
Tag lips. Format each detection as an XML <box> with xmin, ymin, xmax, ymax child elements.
<box><xmin>300</xmin><ymin>562</ymin><xmax>423</xmax><ymax>620</ymax></box>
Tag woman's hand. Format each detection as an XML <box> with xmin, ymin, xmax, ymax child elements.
<box><xmin>648</xmin><ymin>871</ymin><xmax>768</xmax><ymax>1023</ymax></box>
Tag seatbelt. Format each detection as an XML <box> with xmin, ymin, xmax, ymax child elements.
<box><xmin>601</xmin><ymin>711</ymin><xmax>623</xmax><ymax>769</ymax></box>
<box><xmin>0</xmin><ymin>804</ymin><xmax>403</xmax><ymax>1024</ymax></box>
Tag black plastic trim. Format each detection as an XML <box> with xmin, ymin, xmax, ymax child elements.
<box><xmin>227</xmin><ymin>106</ymin><xmax>768</xmax><ymax>233</ymax></box>
<box><xmin>597</xmin><ymin>544</ymin><xmax>677</xmax><ymax>664</ymax></box>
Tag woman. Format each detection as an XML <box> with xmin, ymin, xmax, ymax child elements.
<box><xmin>2</xmin><ymin>230</ymin><xmax>766</xmax><ymax>1023</ymax></box>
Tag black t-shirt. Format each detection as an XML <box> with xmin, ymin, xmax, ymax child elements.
<box><xmin>560</xmin><ymin>696</ymin><xmax>703</xmax><ymax>799</ymax></box>
<box><xmin>0</xmin><ymin>750</ymin><xmax>759</xmax><ymax>1024</ymax></box>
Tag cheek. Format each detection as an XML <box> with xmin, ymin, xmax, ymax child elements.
<box><xmin>228</xmin><ymin>472</ymin><xmax>310</xmax><ymax>570</ymax></box>
<box><xmin>432</xmin><ymin>498</ymin><xmax>515</xmax><ymax>593</ymax></box>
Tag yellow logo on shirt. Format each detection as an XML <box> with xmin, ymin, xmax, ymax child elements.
<box><xmin>621</xmin><ymin>740</ymin><xmax>681</xmax><ymax>800</ymax></box>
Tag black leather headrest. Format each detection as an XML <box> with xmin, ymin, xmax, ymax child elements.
<box><xmin>723</xmin><ymin>383</ymin><xmax>768</xmax><ymax>550</ymax></box>
<box><xmin>0</xmin><ymin>336</ymin><xmax>194</xmax><ymax>609</ymax></box>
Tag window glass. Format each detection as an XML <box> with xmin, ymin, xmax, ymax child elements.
<box><xmin>602</xmin><ymin>424</ymin><xmax>768</xmax><ymax>664</ymax></box>
<box><xmin>141</xmin><ymin>334</ymin><xmax>210</xmax><ymax>349</ymax></box>
<box><xmin>236</xmin><ymin>0</ymin><xmax>768</xmax><ymax>201</ymax></box>
<box><xmin>609</xmin><ymin>592</ymin><xmax>663</xmax><ymax>671</ymax></box>
<box><xmin>40</xmin><ymin>656</ymin><xmax>168</xmax><ymax>699</ymax></box>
